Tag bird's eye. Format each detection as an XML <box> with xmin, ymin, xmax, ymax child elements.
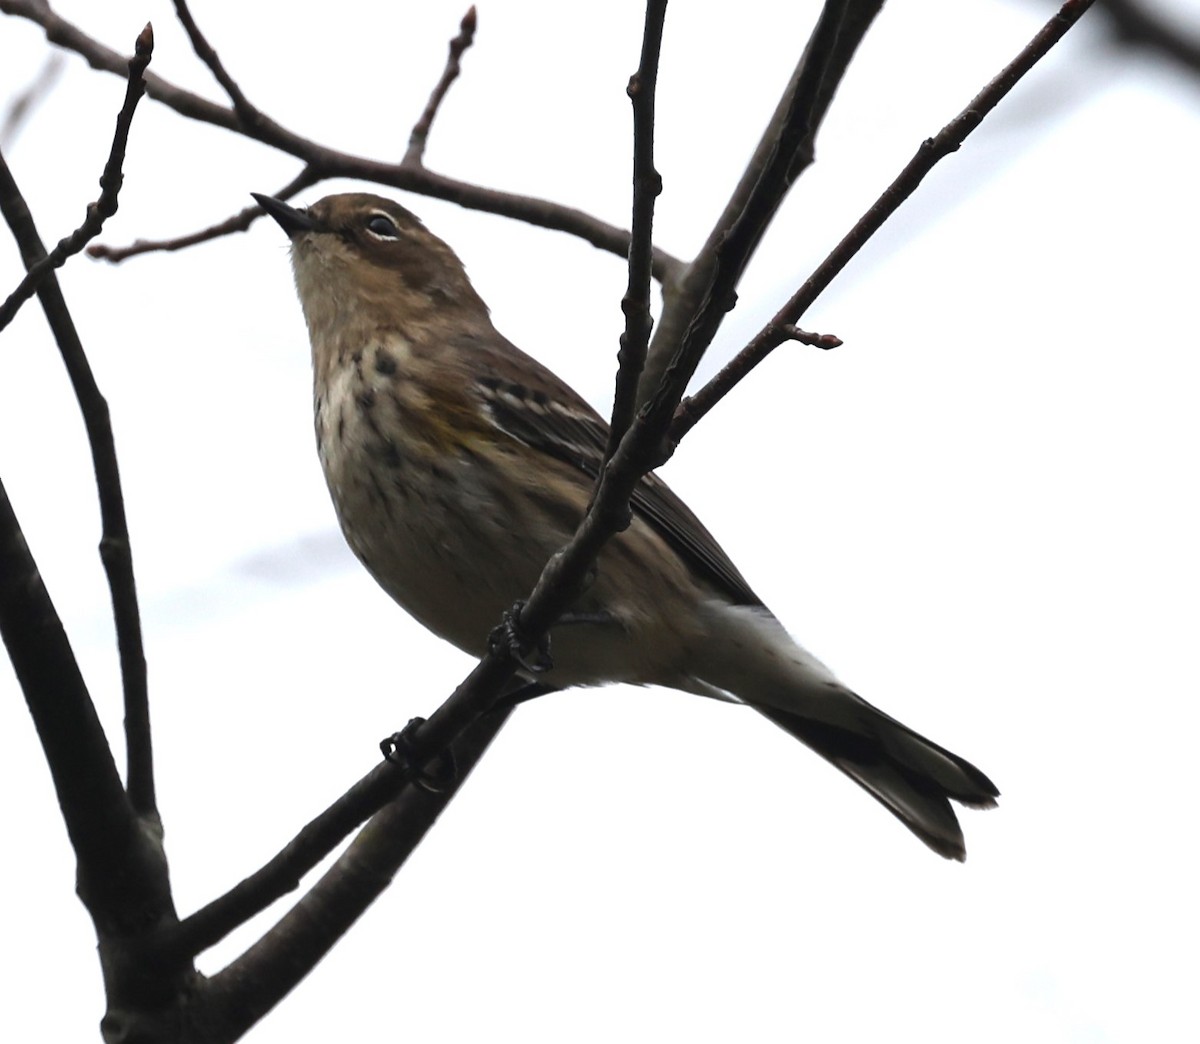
<box><xmin>365</xmin><ymin>213</ymin><xmax>400</xmax><ymax>240</ymax></box>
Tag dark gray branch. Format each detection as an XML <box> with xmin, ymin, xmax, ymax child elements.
<box><xmin>606</xmin><ymin>0</ymin><xmax>667</xmax><ymax>461</ymax></box>
<box><xmin>197</xmin><ymin>706</ymin><xmax>513</xmax><ymax>1038</ymax></box>
<box><xmin>404</xmin><ymin>6</ymin><xmax>478</xmax><ymax>167</ymax></box>
<box><xmin>0</xmin><ymin>0</ymin><xmax>684</xmax><ymax>280</ymax></box>
<box><xmin>638</xmin><ymin>0</ymin><xmax>884</xmax><ymax>403</ymax></box>
<box><xmin>0</xmin><ymin>158</ymin><xmax>174</xmax><ymax>941</ymax></box>
<box><xmin>0</xmin><ymin>26</ymin><xmax>156</xmax><ymax>816</ymax></box>
<box><xmin>674</xmin><ymin>0</ymin><xmax>1098</xmax><ymax>439</ymax></box>
<box><xmin>0</xmin><ymin>22</ymin><xmax>152</xmax><ymax>332</ymax></box>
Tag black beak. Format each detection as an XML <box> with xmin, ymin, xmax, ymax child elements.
<box><xmin>252</xmin><ymin>193</ymin><xmax>318</xmax><ymax>236</ymax></box>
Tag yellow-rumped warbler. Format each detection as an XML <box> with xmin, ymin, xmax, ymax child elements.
<box><xmin>255</xmin><ymin>191</ymin><xmax>998</xmax><ymax>860</ymax></box>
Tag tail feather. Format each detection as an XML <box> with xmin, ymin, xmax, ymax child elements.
<box><xmin>756</xmin><ymin>698</ymin><xmax>999</xmax><ymax>861</ymax></box>
<box><xmin>691</xmin><ymin>603</ymin><xmax>999</xmax><ymax>861</ymax></box>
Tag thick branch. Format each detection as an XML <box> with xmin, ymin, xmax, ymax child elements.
<box><xmin>197</xmin><ymin>706</ymin><xmax>512</xmax><ymax>1037</ymax></box>
<box><xmin>170</xmin><ymin>710</ymin><xmax>470</xmax><ymax>958</ymax></box>
<box><xmin>1</xmin><ymin>26</ymin><xmax>156</xmax><ymax>814</ymax></box>
<box><xmin>674</xmin><ymin>0</ymin><xmax>1098</xmax><ymax>439</ymax></box>
<box><xmin>0</xmin><ymin>54</ymin><xmax>156</xmax><ymax>819</ymax></box>
<box><xmin>0</xmin><ymin>475</ymin><xmax>150</xmax><ymax>917</ymax></box>
<box><xmin>0</xmin><ymin>159</ymin><xmax>173</xmax><ymax>939</ymax></box>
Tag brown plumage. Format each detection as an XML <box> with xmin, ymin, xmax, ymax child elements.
<box><xmin>255</xmin><ymin>191</ymin><xmax>999</xmax><ymax>860</ymax></box>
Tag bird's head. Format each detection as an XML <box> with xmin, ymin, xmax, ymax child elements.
<box><xmin>253</xmin><ymin>192</ymin><xmax>489</xmax><ymax>345</ymax></box>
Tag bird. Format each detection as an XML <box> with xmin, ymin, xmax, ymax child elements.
<box><xmin>253</xmin><ymin>190</ymin><xmax>998</xmax><ymax>860</ymax></box>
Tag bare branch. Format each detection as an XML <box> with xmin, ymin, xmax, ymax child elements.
<box><xmin>88</xmin><ymin>167</ymin><xmax>320</xmax><ymax>263</ymax></box>
<box><xmin>196</xmin><ymin>705</ymin><xmax>512</xmax><ymax>1036</ymax></box>
<box><xmin>606</xmin><ymin>0</ymin><xmax>667</xmax><ymax>461</ymax></box>
<box><xmin>639</xmin><ymin>0</ymin><xmax>884</xmax><ymax>403</ymax></box>
<box><xmin>0</xmin><ymin>22</ymin><xmax>152</xmax><ymax>332</ymax></box>
<box><xmin>673</xmin><ymin>0</ymin><xmax>1098</xmax><ymax>440</ymax></box>
<box><xmin>0</xmin><ymin>51</ymin><xmax>64</xmax><ymax>150</ymax></box>
<box><xmin>172</xmin><ymin>0</ymin><xmax>284</xmax><ymax>141</ymax></box>
<box><xmin>780</xmin><ymin>324</ymin><xmax>842</xmax><ymax>349</ymax></box>
<box><xmin>171</xmin><ymin>699</ymin><xmax>506</xmax><ymax>957</ymax></box>
<box><xmin>195</xmin><ymin>165</ymin><xmax>683</xmax><ymax>279</ymax></box>
<box><xmin>404</xmin><ymin>6</ymin><xmax>478</xmax><ymax>167</ymax></box>
<box><xmin>0</xmin><ymin>28</ymin><xmax>158</xmax><ymax>819</ymax></box>
<box><xmin>0</xmin><ymin>161</ymin><xmax>169</xmax><ymax>932</ymax></box>
<box><xmin>0</xmin><ymin>0</ymin><xmax>238</xmax><ymax>129</ymax></box>
<box><xmin>1</xmin><ymin>0</ymin><xmax>685</xmax><ymax>279</ymax></box>
<box><xmin>1094</xmin><ymin>0</ymin><xmax>1200</xmax><ymax>78</ymax></box>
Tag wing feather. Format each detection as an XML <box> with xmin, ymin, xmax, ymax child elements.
<box><xmin>471</xmin><ymin>340</ymin><xmax>761</xmax><ymax>608</ymax></box>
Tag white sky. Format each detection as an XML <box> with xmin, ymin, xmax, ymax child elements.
<box><xmin>2</xmin><ymin>1</ymin><xmax>1198</xmax><ymax>1041</ymax></box>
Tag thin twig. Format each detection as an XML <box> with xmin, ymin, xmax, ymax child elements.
<box><xmin>0</xmin><ymin>51</ymin><xmax>64</xmax><ymax>150</ymax></box>
<box><xmin>780</xmin><ymin>325</ymin><xmax>842</xmax><ymax>349</ymax></box>
<box><xmin>673</xmin><ymin>0</ymin><xmax>1097</xmax><ymax>440</ymax></box>
<box><xmin>172</xmin><ymin>0</ymin><xmax>267</xmax><ymax>132</ymax></box>
<box><xmin>88</xmin><ymin>167</ymin><xmax>320</xmax><ymax>262</ymax></box>
<box><xmin>605</xmin><ymin>0</ymin><xmax>667</xmax><ymax>462</ymax></box>
<box><xmin>638</xmin><ymin>0</ymin><xmax>884</xmax><ymax>404</ymax></box>
<box><xmin>0</xmin><ymin>22</ymin><xmax>152</xmax><ymax>332</ymax></box>
<box><xmin>0</xmin><ymin>0</ymin><xmax>684</xmax><ymax>278</ymax></box>
<box><xmin>644</xmin><ymin>0</ymin><xmax>854</xmax><ymax>412</ymax></box>
<box><xmin>404</xmin><ymin>6</ymin><xmax>477</xmax><ymax>167</ymax></box>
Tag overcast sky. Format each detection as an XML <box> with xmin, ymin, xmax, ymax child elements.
<box><xmin>2</xmin><ymin>1</ymin><xmax>1198</xmax><ymax>1041</ymax></box>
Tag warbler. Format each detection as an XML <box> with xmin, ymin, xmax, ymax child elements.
<box><xmin>254</xmin><ymin>191</ymin><xmax>998</xmax><ymax>860</ymax></box>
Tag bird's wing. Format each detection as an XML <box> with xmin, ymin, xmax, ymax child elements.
<box><xmin>472</xmin><ymin>340</ymin><xmax>762</xmax><ymax>608</ymax></box>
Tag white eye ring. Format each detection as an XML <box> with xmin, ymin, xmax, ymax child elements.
<box><xmin>365</xmin><ymin>212</ymin><xmax>400</xmax><ymax>239</ymax></box>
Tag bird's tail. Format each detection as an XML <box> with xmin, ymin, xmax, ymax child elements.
<box><xmin>690</xmin><ymin>605</ymin><xmax>999</xmax><ymax>861</ymax></box>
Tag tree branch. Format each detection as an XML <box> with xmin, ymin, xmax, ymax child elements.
<box><xmin>0</xmin><ymin>0</ymin><xmax>685</xmax><ymax>280</ymax></box>
<box><xmin>171</xmin><ymin>0</ymin><xmax>292</xmax><ymax>143</ymax></box>
<box><xmin>638</xmin><ymin>0</ymin><xmax>884</xmax><ymax>403</ymax></box>
<box><xmin>0</xmin><ymin>27</ymin><xmax>156</xmax><ymax>817</ymax></box>
<box><xmin>404</xmin><ymin>6</ymin><xmax>477</xmax><ymax>167</ymax></box>
<box><xmin>0</xmin><ymin>51</ymin><xmax>64</xmax><ymax>150</ymax></box>
<box><xmin>88</xmin><ymin>166</ymin><xmax>320</xmax><ymax>262</ymax></box>
<box><xmin>196</xmin><ymin>705</ymin><xmax>512</xmax><ymax>1037</ymax></box>
<box><xmin>0</xmin><ymin>474</ymin><xmax>146</xmax><ymax>910</ymax></box>
<box><xmin>606</xmin><ymin>0</ymin><xmax>667</xmax><ymax>460</ymax></box>
<box><xmin>673</xmin><ymin>0</ymin><xmax>1098</xmax><ymax>439</ymax></box>
<box><xmin>0</xmin><ymin>171</ymin><xmax>175</xmax><ymax>949</ymax></box>
<box><xmin>170</xmin><ymin>699</ymin><xmax>502</xmax><ymax>958</ymax></box>
<box><xmin>1093</xmin><ymin>0</ymin><xmax>1200</xmax><ymax>78</ymax></box>
<box><xmin>0</xmin><ymin>22</ymin><xmax>152</xmax><ymax>332</ymax></box>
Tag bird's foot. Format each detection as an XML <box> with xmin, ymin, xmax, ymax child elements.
<box><xmin>380</xmin><ymin>717</ymin><xmax>457</xmax><ymax>793</ymax></box>
<box><xmin>489</xmin><ymin>600</ymin><xmax>554</xmax><ymax>673</ymax></box>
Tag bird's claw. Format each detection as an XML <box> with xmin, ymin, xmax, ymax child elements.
<box><xmin>488</xmin><ymin>600</ymin><xmax>554</xmax><ymax>673</ymax></box>
<box><xmin>380</xmin><ymin>717</ymin><xmax>457</xmax><ymax>793</ymax></box>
